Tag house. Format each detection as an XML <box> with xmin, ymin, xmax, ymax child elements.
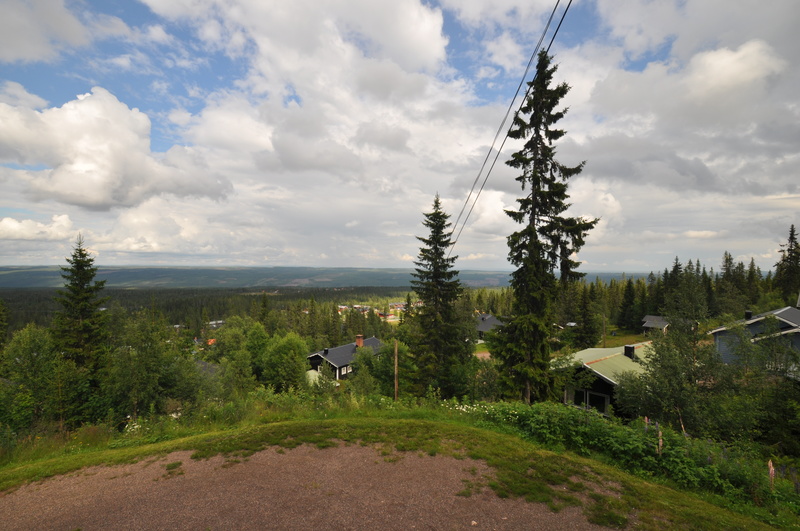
<box><xmin>560</xmin><ymin>342</ymin><xmax>651</xmax><ymax>414</ymax></box>
<box><xmin>642</xmin><ymin>315</ymin><xmax>669</xmax><ymax>334</ymax></box>
<box><xmin>307</xmin><ymin>334</ymin><xmax>382</xmax><ymax>380</ymax></box>
<box><xmin>475</xmin><ymin>313</ymin><xmax>502</xmax><ymax>340</ymax></box>
<box><xmin>708</xmin><ymin>307</ymin><xmax>800</xmax><ymax>364</ymax></box>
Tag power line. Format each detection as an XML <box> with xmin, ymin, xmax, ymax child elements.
<box><xmin>448</xmin><ymin>0</ymin><xmax>575</xmax><ymax>256</ymax></box>
<box><xmin>449</xmin><ymin>0</ymin><xmax>560</xmax><ymax>239</ymax></box>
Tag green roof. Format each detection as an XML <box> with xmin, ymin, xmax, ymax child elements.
<box><xmin>567</xmin><ymin>342</ymin><xmax>651</xmax><ymax>385</ymax></box>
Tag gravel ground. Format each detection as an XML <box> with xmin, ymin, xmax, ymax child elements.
<box><xmin>0</xmin><ymin>445</ymin><xmax>605</xmax><ymax>530</ymax></box>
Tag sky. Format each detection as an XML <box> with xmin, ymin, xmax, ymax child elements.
<box><xmin>1</xmin><ymin>0</ymin><xmax>798</xmax><ymax>274</ymax></box>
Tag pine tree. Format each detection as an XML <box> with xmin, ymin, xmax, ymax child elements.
<box><xmin>410</xmin><ymin>194</ymin><xmax>475</xmax><ymax>398</ymax></box>
<box><xmin>487</xmin><ymin>50</ymin><xmax>597</xmax><ymax>404</ymax></box>
<box><xmin>775</xmin><ymin>225</ymin><xmax>800</xmax><ymax>305</ymax></box>
<box><xmin>617</xmin><ymin>279</ymin><xmax>637</xmax><ymax>330</ymax></box>
<box><xmin>52</xmin><ymin>235</ymin><xmax>109</xmax><ymax>373</ymax></box>
<box><xmin>574</xmin><ymin>285</ymin><xmax>601</xmax><ymax>349</ymax></box>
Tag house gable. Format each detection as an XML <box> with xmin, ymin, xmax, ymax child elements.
<box><xmin>642</xmin><ymin>315</ymin><xmax>668</xmax><ymax>333</ymax></box>
<box><xmin>709</xmin><ymin>307</ymin><xmax>800</xmax><ymax>363</ymax></box>
<box><xmin>476</xmin><ymin>313</ymin><xmax>502</xmax><ymax>338</ymax></box>
<box><xmin>558</xmin><ymin>342</ymin><xmax>651</xmax><ymax>415</ymax></box>
<box><xmin>307</xmin><ymin>335</ymin><xmax>382</xmax><ymax>380</ymax></box>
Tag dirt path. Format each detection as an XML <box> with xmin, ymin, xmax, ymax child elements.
<box><xmin>0</xmin><ymin>445</ymin><xmax>604</xmax><ymax>530</ymax></box>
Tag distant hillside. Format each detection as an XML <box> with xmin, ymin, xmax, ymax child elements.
<box><xmin>0</xmin><ymin>266</ymin><xmax>504</xmax><ymax>288</ymax></box>
<box><xmin>0</xmin><ymin>266</ymin><xmax>647</xmax><ymax>289</ymax></box>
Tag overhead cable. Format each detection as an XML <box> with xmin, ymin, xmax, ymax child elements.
<box><xmin>448</xmin><ymin>0</ymin><xmax>575</xmax><ymax>256</ymax></box>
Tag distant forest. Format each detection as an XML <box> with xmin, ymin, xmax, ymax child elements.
<box><xmin>0</xmin><ymin>265</ymin><xmax>636</xmax><ymax>289</ymax></box>
<box><xmin>0</xmin><ymin>286</ymin><xmax>409</xmax><ymax>335</ymax></box>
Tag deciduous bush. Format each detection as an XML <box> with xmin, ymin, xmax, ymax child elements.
<box><xmin>451</xmin><ymin>400</ymin><xmax>785</xmax><ymax>507</ymax></box>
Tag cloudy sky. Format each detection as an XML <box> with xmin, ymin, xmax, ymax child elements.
<box><xmin>1</xmin><ymin>0</ymin><xmax>798</xmax><ymax>274</ymax></box>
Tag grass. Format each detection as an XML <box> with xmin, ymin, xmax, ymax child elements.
<box><xmin>474</xmin><ymin>342</ymin><xmax>490</xmax><ymax>356</ymax></box>
<box><xmin>598</xmin><ymin>326</ymin><xmax>647</xmax><ymax>348</ymax></box>
<box><xmin>0</xmin><ymin>412</ymin><xmax>784</xmax><ymax>529</ymax></box>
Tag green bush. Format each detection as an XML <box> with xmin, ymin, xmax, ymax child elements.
<box><xmin>450</xmin><ymin>400</ymin><xmax>787</xmax><ymax>508</ymax></box>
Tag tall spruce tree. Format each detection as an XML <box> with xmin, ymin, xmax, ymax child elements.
<box><xmin>52</xmin><ymin>235</ymin><xmax>109</xmax><ymax>375</ymax></box>
<box><xmin>775</xmin><ymin>224</ymin><xmax>800</xmax><ymax>305</ymax></box>
<box><xmin>487</xmin><ymin>50</ymin><xmax>597</xmax><ymax>404</ymax></box>
<box><xmin>410</xmin><ymin>194</ymin><xmax>475</xmax><ymax>397</ymax></box>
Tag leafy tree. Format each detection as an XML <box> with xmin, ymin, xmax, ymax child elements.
<box><xmin>616</xmin><ymin>319</ymin><xmax>723</xmax><ymax>435</ymax></box>
<box><xmin>775</xmin><ymin>224</ymin><xmax>800</xmax><ymax>305</ymax></box>
<box><xmin>261</xmin><ymin>332</ymin><xmax>309</xmax><ymax>392</ymax></box>
<box><xmin>52</xmin><ymin>235</ymin><xmax>109</xmax><ymax>372</ymax></box>
<box><xmin>488</xmin><ymin>50</ymin><xmax>597</xmax><ymax>404</ymax></box>
<box><xmin>108</xmin><ymin>310</ymin><xmax>169</xmax><ymax>419</ymax></box>
<box><xmin>409</xmin><ymin>194</ymin><xmax>476</xmax><ymax>398</ymax></box>
<box><xmin>0</xmin><ymin>324</ymin><xmax>57</xmax><ymax>427</ymax></box>
<box><xmin>347</xmin><ymin>347</ymin><xmax>378</xmax><ymax>396</ymax></box>
<box><xmin>309</xmin><ymin>359</ymin><xmax>337</xmax><ymax>396</ymax></box>
<box><xmin>245</xmin><ymin>321</ymin><xmax>271</xmax><ymax>381</ymax></box>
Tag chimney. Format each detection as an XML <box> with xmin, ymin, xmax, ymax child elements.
<box><xmin>744</xmin><ymin>310</ymin><xmax>753</xmax><ymax>320</ymax></box>
<box><xmin>624</xmin><ymin>345</ymin><xmax>636</xmax><ymax>360</ymax></box>
<box><xmin>355</xmin><ymin>335</ymin><xmax>364</xmax><ymax>348</ymax></box>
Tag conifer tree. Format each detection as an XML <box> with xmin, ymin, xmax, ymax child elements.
<box><xmin>617</xmin><ymin>279</ymin><xmax>637</xmax><ymax>330</ymax></box>
<box><xmin>574</xmin><ymin>285</ymin><xmax>601</xmax><ymax>349</ymax></box>
<box><xmin>775</xmin><ymin>224</ymin><xmax>800</xmax><ymax>305</ymax></box>
<box><xmin>488</xmin><ymin>50</ymin><xmax>597</xmax><ymax>404</ymax></box>
<box><xmin>52</xmin><ymin>235</ymin><xmax>109</xmax><ymax>374</ymax></box>
<box><xmin>410</xmin><ymin>194</ymin><xmax>475</xmax><ymax>397</ymax></box>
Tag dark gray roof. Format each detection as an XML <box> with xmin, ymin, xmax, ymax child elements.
<box><xmin>642</xmin><ymin>315</ymin><xmax>669</xmax><ymax>329</ymax></box>
<box><xmin>195</xmin><ymin>359</ymin><xmax>220</xmax><ymax>377</ymax></box>
<box><xmin>765</xmin><ymin>306</ymin><xmax>800</xmax><ymax>327</ymax></box>
<box><xmin>709</xmin><ymin>306</ymin><xmax>800</xmax><ymax>335</ymax></box>
<box><xmin>307</xmin><ymin>336</ymin><xmax>382</xmax><ymax>368</ymax></box>
<box><xmin>476</xmin><ymin>313</ymin><xmax>503</xmax><ymax>333</ymax></box>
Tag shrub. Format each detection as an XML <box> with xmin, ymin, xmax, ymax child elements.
<box><xmin>449</xmin><ymin>400</ymin><xmax>787</xmax><ymax>507</ymax></box>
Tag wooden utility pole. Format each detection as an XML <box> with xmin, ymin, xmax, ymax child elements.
<box><xmin>394</xmin><ymin>339</ymin><xmax>399</xmax><ymax>401</ymax></box>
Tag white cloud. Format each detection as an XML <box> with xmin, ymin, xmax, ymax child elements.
<box><xmin>0</xmin><ymin>87</ymin><xmax>230</xmax><ymax>209</ymax></box>
<box><xmin>0</xmin><ymin>82</ymin><xmax>47</xmax><ymax>108</ymax></box>
<box><xmin>439</xmin><ymin>0</ymin><xmax>552</xmax><ymax>30</ymax></box>
<box><xmin>485</xmin><ymin>31</ymin><xmax>525</xmax><ymax>73</ymax></box>
<box><xmin>595</xmin><ymin>0</ymin><xmax>679</xmax><ymax>59</ymax></box>
<box><xmin>0</xmin><ymin>214</ymin><xmax>73</xmax><ymax>240</ymax></box>
<box><xmin>682</xmin><ymin>40</ymin><xmax>787</xmax><ymax>118</ymax></box>
<box><xmin>0</xmin><ymin>0</ymin><xmax>89</xmax><ymax>62</ymax></box>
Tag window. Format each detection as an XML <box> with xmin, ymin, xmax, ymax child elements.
<box><xmin>571</xmin><ymin>388</ymin><xmax>609</xmax><ymax>414</ymax></box>
<box><xmin>573</xmin><ymin>390</ymin><xmax>586</xmax><ymax>407</ymax></box>
<box><xmin>587</xmin><ymin>392</ymin><xmax>608</xmax><ymax>414</ymax></box>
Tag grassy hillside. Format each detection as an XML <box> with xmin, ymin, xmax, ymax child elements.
<box><xmin>0</xmin><ymin>403</ymin><xmax>792</xmax><ymax>529</ymax></box>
